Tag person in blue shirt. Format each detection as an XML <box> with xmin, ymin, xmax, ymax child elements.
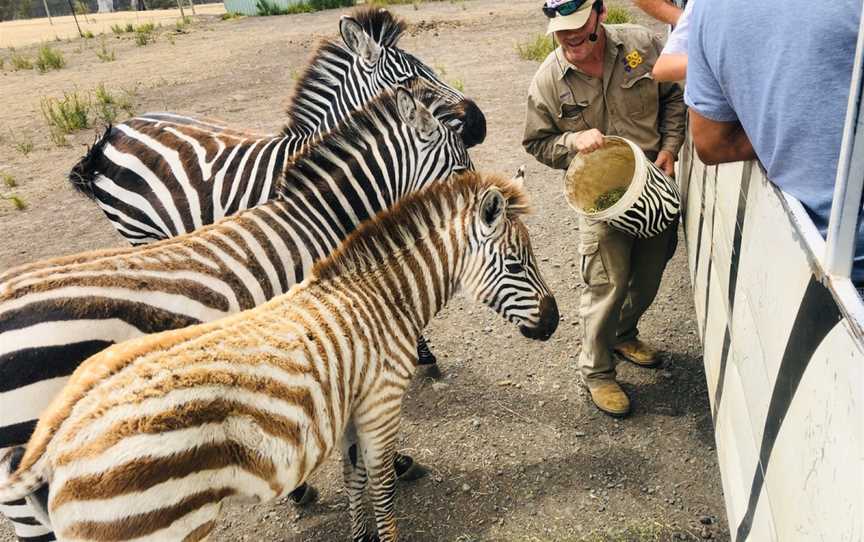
<box><xmin>685</xmin><ymin>0</ymin><xmax>864</xmax><ymax>283</ymax></box>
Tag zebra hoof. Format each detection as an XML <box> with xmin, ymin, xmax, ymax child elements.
<box><xmin>289</xmin><ymin>484</ymin><xmax>318</xmax><ymax>507</ymax></box>
<box><xmin>420</xmin><ymin>362</ymin><xmax>442</xmax><ymax>379</ymax></box>
<box><xmin>394</xmin><ymin>454</ymin><xmax>427</xmax><ymax>482</ymax></box>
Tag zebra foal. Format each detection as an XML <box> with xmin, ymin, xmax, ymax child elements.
<box><xmin>0</xmin><ymin>171</ymin><xmax>558</xmax><ymax>542</ymax></box>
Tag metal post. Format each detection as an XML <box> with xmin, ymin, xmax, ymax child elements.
<box><xmin>66</xmin><ymin>0</ymin><xmax>83</xmax><ymax>37</ymax></box>
<box><xmin>826</xmin><ymin>9</ymin><xmax>864</xmax><ymax>279</ymax></box>
<box><xmin>42</xmin><ymin>0</ymin><xmax>53</xmax><ymax>25</ymax></box>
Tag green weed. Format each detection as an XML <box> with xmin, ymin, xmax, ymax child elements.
<box><xmin>40</xmin><ymin>91</ymin><xmax>91</xmax><ymax>145</ymax></box>
<box><xmin>125</xmin><ymin>22</ymin><xmax>134</xmax><ymax>32</ymax></box>
<box><xmin>95</xmin><ymin>38</ymin><xmax>115</xmax><ymax>62</ymax></box>
<box><xmin>93</xmin><ymin>83</ymin><xmax>135</xmax><ymax>123</ymax></box>
<box><xmin>605</xmin><ymin>5</ymin><xmax>633</xmax><ymax>24</ymax></box>
<box><xmin>220</xmin><ymin>11</ymin><xmax>243</xmax><ymax>19</ymax></box>
<box><xmin>516</xmin><ymin>34</ymin><xmax>554</xmax><ymax>62</ymax></box>
<box><xmin>4</xmin><ymin>195</ymin><xmax>27</xmax><ymax>210</ymax></box>
<box><xmin>35</xmin><ymin>44</ymin><xmax>66</xmax><ymax>72</ymax></box>
<box><xmin>10</xmin><ymin>52</ymin><xmax>33</xmax><ymax>71</ymax></box>
<box><xmin>14</xmin><ymin>139</ymin><xmax>33</xmax><ymax>156</ymax></box>
<box><xmin>1</xmin><ymin>173</ymin><xmax>16</xmax><ymax>188</ymax></box>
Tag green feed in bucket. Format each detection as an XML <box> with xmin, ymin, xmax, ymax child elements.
<box><xmin>585</xmin><ymin>186</ymin><xmax>627</xmax><ymax>213</ymax></box>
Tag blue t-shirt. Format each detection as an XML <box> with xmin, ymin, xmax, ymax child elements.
<box><xmin>685</xmin><ymin>0</ymin><xmax>864</xmax><ymax>282</ymax></box>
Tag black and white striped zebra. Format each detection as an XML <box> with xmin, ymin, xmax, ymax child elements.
<box><xmin>67</xmin><ymin>7</ymin><xmax>485</xmax><ymax>246</ymax></box>
<box><xmin>0</xmin><ymin>85</ymin><xmax>470</xmax><ymax>542</ymax></box>
<box><xmin>0</xmin><ymin>171</ymin><xmax>558</xmax><ymax>542</ymax></box>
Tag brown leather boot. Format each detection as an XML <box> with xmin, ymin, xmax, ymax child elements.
<box><xmin>587</xmin><ymin>380</ymin><xmax>631</xmax><ymax>418</ymax></box>
<box><xmin>614</xmin><ymin>339</ymin><xmax>661</xmax><ymax>368</ymax></box>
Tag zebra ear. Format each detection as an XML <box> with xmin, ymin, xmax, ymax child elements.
<box><xmin>395</xmin><ymin>88</ymin><xmax>438</xmax><ymax>138</ymax></box>
<box><xmin>340</xmin><ymin>17</ymin><xmax>382</xmax><ymax>65</ymax></box>
<box><xmin>479</xmin><ymin>188</ymin><xmax>506</xmax><ymax>232</ymax></box>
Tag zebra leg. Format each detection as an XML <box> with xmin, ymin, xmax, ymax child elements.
<box><xmin>416</xmin><ymin>336</ymin><xmax>441</xmax><ymax>379</ymax></box>
<box><xmin>416</xmin><ymin>336</ymin><xmax>437</xmax><ymax>365</ymax></box>
<box><xmin>0</xmin><ymin>447</ymin><xmax>56</xmax><ymax>542</ymax></box>
<box><xmin>341</xmin><ymin>426</ymin><xmax>371</xmax><ymax>542</ymax></box>
<box><xmin>358</xmin><ymin>426</ymin><xmax>399</xmax><ymax>542</ymax></box>
<box><xmin>288</xmin><ymin>483</ymin><xmax>318</xmax><ymax>507</ymax></box>
<box><xmin>393</xmin><ymin>453</ymin><xmax>426</xmax><ymax>482</ymax></box>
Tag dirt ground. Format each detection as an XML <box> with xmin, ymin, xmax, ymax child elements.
<box><xmin>0</xmin><ymin>1</ymin><xmax>729</xmax><ymax>540</ymax></box>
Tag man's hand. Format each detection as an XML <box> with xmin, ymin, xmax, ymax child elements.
<box><xmin>654</xmin><ymin>150</ymin><xmax>676</xmax><ymax>177</ymax></box>
<box><xmin>573</xmin><ymin>129</ymin><xmax>605</xmax><ymax>154</ymax></box>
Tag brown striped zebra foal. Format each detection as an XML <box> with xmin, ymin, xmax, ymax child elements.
<box><xmin>0</xmin><ymin>171</ymin><xmax>558</xmax><ymax>542</ymax></box>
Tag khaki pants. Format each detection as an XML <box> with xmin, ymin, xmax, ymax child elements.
<box><xmin>577</xmin><ymin>216</ymin><xmax>678</xmax><ymax>384</ymax></box>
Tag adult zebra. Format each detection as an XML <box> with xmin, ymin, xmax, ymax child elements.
<box><xmin>0</xmin><ymin>172</ymin><xmax>558</xmax><ymax>542</ymax></box>
<box><xmin>0</xmin><ymin>85</ymin><xmax>471</xmax><ymax>542</ymax></box>
<box><xmin>67</xmin><ymin>7</ymin><xmax>485</xmax><ymax>245</ymax></box>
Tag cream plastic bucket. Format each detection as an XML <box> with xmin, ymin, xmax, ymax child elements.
<box><xmin>563</xmin><ymin>136</ymin><xmax>680</xmax><ymax>238</ymax></box>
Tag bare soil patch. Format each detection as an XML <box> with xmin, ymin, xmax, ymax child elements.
<box><xmin>0</xmin><ymin>2</ymin><xmax>729</xmax><ymax>540</ymax></box>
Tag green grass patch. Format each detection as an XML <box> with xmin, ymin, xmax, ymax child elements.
<box><xmin>4</xmin><ymin>195</ymin><xmax>27</xmax><ymax>210</ymax></box>
<box><xmin>95</xmin><ymin>38</ymin><xmax>116</xmax><ymax>62</ymax></box>
<box><xmin>35</xmin><ymin>44</ymin><xmax>66</xmax><ymax>72</ymax></box>
<box><xmin>82</xmin><ymin>30</ymin><xmax>95</xmax><ymax>39</ymax></box>
<box><xmin>1</xmin><ymin>172</ymin><xmax>16</xmax><ymax>188</ymax></box>
<box><xmin>220</xmin><ymin>11</ymin><xmax>243</xmax><ymax>19</ymax></box>
<box><xmin>40</xmin><ymin>90</ymin><xmax>91</xmax><ymax>145</ymax></box>
<box><xmin>256</xmin><ymin>0</ymin><xmax>355</xmax><ymax>16</ymax></box>
<box><xmin>125</xmin><ymin>22</ymin><xmax>134</xmax><ymax>32</ymax></box>
<box><xmin>93</xmin><ymin>83</ymin><xmax>135</xmax><ymax>124</ymax></box>
<box><xmin>14</xmin><ymin>139</ymin><xmax>33</xmax><ymax>156</ymax></box>
<box><xmin>605</xmin><ymin>5</ymin><xmax>634</xmax><ymax>24</ymax></box>
<box><xmin>10</xmin><ymin>51</ymin><xmax>33</xmax><ymax>71</ymax></box>
<box><xmin>134</xmin><ymin>23</ymin><xmax>156</xmax><ymax>46</ymax></box>
<box><xmin>110</xmin><ymin>23</ymin><xmax>126</xmax><ymax>34</ymax></box>
<box><xmin>516</xmin><ymin>33</ymin><xmax>554</xmax><ymax>62</ymax></box>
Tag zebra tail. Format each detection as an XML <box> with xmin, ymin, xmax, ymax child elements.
<box><xmin>68</xmin><ymin>124</ymin><xmax>112</xmax><ymax>200</ymax></box>
<box><xmin>0</xmin><ymin>453</ymin><xmax>47</xmax><ymax>504</ymax></box>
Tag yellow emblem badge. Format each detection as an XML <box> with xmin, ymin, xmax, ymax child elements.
<box><xmin>625</xmin><ymin>50</ymin><xmax>644</xmax><ymax>70</ymax></box>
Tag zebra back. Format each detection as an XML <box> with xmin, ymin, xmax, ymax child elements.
<box><xmin>68</xmin><ymin>6</ymin><xmax>484</xmax><ymax>247</ymax></box>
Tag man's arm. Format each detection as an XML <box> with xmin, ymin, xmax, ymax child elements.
<box><xmin>523</xmin><ymin>89</ymin><xmax>586</xmax><ymax>170</ymax></box>
<box><xmin>633</xmin><ymin>0</ymin><xmax>682</xmax><ymax>25</ymax></box>
<box><xmin>689</xmin><ymin>109</ymin><xmax>756</xmax><ymax>165</ymax></box>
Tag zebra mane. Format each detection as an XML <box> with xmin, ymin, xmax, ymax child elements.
<box><xmin>313</xmin><ymin>171</ymin><xmax>531</xmax><ymax>281</ymax></box>
<box><xmin>283</xmin><ymin>7</ymin><xmax>407</xmax><ymax>126</ymax></box>
<box><xmin>349</xmin><ymin>6</ymin><xmax>407</xmax><ymax>48</ymax></box>
<box><xmin>278</xmin><ymin>82</ymin><xmax>415</xmax><ymax>197</ymax></box>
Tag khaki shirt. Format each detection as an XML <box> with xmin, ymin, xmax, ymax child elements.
<box><xmin>523</xmin><ymin>24</ymin><xmax>686</xmax><ymax>170</ymax></box>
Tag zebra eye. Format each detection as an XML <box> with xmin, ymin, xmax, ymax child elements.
<box><xmin>505</xmin><ymin>262</ymin><xmax>524</xmax><ymax>274</ymax></box>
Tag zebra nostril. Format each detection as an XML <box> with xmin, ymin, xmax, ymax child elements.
<box><xmin>519</xmin><ymin>296</ymin><xmax>559</xmax><ymax>341</ymax></box>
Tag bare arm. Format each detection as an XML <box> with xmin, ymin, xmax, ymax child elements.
<box><xmin>652</xmin><ymin>53</ymin><xmax>687</xmax><ymax>82</ymax></box>
<box><xmin>689</xmin><ymin>108</ymin><xmax>757</xmax><ymax>165</ymax></box>
<box><xmin>633</xmin><ymin>0</ymin><xmax>682</xmax><ymax>25</ymax></box>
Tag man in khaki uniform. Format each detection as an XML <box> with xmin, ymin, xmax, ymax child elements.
<box><xmin>523</xmin><ymin>0</ymin><xmax>685</xmax><ymax>417</ymax></box>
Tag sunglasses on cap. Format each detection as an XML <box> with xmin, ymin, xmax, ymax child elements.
<box><xmin>542</xmin><ymin>0</ymin><xmax>591</xmax><ymax>18</ymax></box>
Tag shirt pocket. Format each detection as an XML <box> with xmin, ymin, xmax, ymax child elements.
<box><xmin>620</xmin><ymin>72</ymin><xmax>656</xmax><ymax>118</ymax></box>
<box><xmin>559</xmin><ymin>100</ymin><xmax>591</xmax><ymax>133</ymax></box>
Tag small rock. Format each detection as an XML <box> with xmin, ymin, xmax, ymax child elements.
<box><xmin>472</xmin><ymin>419</ymin><xmax>481</xmax><ymax>429</ymax></box>
<box><xmin>431</xmin><ymin>382</ymin><xmax>450</xmax><ymax>392</ymax></box>
<box><xmin>700</xmin><ymin>526</ymin><xmax>713</xmax><ymax>539</ymax></box>
<box><xmin>496</xmin><ymin>380</ymin><xmax>512</xmax><ymax>387</ymax></box>
<box><xmin>462</xmin><ymin>483</ymin><xmax>471</xmax><ymax>493</ymax></box>
<box><xmin>699</xmin><ymin>515</ymin><xmax>713</xmax><ymax>525</ymax></box>
<box><xmin>574</xmin><ymin>431</ymin><xmax>587</xmax><ymax>437</ymax></box>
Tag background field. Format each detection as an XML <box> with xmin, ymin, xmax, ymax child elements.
<box><xmin>0</xmin><ymin>1</ymin><xmax>729</xmax><ymax>540</ymax></box>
